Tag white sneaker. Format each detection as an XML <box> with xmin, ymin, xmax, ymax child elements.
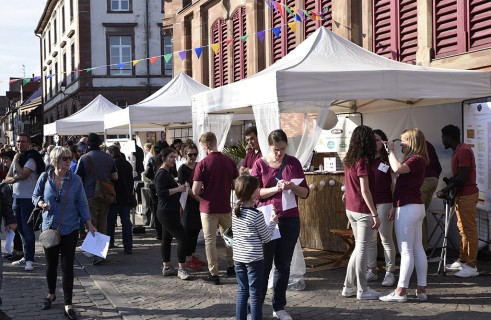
<box><xmin>341</xmin><ymin>286</ymin><xmax>357</xmax><ymax>297</ymax></box>
<box><xmin>447</xmin><ymin>260</ymin><xmax>463</xmax><ymax>271</ymax></box>
<box><xmin>357</xmin><ymin>287</ymin><xmax>381</xmax><ymax>300</ymax></box>
<box><xmin>379</xmin><ymin>290</ymin><xmax>407</xmax><ymax>302</ymax></box>
<box><xmin>455</xmin><ymin>264</ymin><xmax>479</xmax><ymax>278</ymax></box>
<box><xmin>12</xmin><ymin>257</ymin><xmax>26</xmax><ymax>266</ymax></box>
<box><xmin>415</xmin><ymin>290</ymin><xmax>428</xmax><ymax>302</ymax></box>
<box><xmin>382</xmin><ymin>272</ymin><xmax>395</xmax><ymax>287</ymax></box>
<box><xmin>177</xmin><ymin>268</ymin><xmax>191</xmax><ymax>280</ymax></box>
<box><xmin>366</xmin><ymin>269</ymin><xmax>378</xmax><ymax>281</ymax></box>
<box><xmin>24</xmin><ymin>261</ymin><xmax>34</xmax><ymax>271</ymax></box>
<box><xmin>273</xmin><ymin>310</ymin><xmax>293</xmax><ymax>320</ymax></box>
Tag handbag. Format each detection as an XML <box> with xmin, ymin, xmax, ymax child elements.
<box><xmin>86</xmin><ymin>153</ymin><xmax>116</xmax><ymax>204</ymax></box>
<box><xmin>39</xmin><ymin>173</ymin><xmax>71</xmax><ymax>249</ymax></box>
<box><xmin>28</xmin><ymin>173</ymin><xmax>49</xmax><ymax>231</ymax></box>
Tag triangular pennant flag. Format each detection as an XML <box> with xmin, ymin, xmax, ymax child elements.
<box><xmin>303</xmin><ymin>10</ymin><xmax>312</xmax><ymax>20</ymax></box>
<box><xmin>311</xmin><ymin>12</ymin><xmax>318</xmax><ymax>20</ymax></box>
<box><xmin>294</xmin><ymin>14</ymin><xmax>301</xmax><ymax>22</ymax></box>
<box><xmin>272</xmin><ymin>0</ymin><xmax>279</xmax><ymax>13</ymax></box>
<box><xmin>241</xmin><ymin>35</ymin><xmax>249</xmax><ymax>42</ymax></box>
<box><xmin>33</xmin><ymin>76</ymin><xmax>41</xmax><ymax>82</ymax></box>
<box><xmin>211</xmin><ymin>43</ymin><xmax>220</xmax><ymax>55</ymax></box>
<box><xmin>314</xmin><ymin>12</ymin><xmax>323</xmax><ymax>21</ymax></box>
<box><xmin>288</xmin><ymin>22</ymin><xmax>297</xmax><ymax>33</ymax></box>
<box><xmin>322</xmin><ymin>5</ymin><xmax>330</xmax><ymax>13</ymax></box>
<box><xmin>9</xmin><ymin>79</ymin><xmax>19</xmax><ymax>84</ymax></box>
<box><xmin>22</xmin><ymin>78</ymin><xmax>32</xmax><ymax>85</ymax></box>
<box><xmin>272</xmin><ymin>26</ymin><xmax>281</xmax><ymax>38</ymax></box>
<box><xmin>117</xmin><ymin>63</ymin><xmax>125</xmax><ymax>69</ymax></box>
<box><xmin>179</xmin><ymin>51</ymin><xmax>187</xmax><ymax>61</ymax></box>
<box><xmin>264</xmin><ymin>0</ymin><xmax>274</xmax><ymax>9</ymax></box>
<box><xmin>73</xmin><ymin>69</ymin><xmax>83</xmax><ymax>73</ymax></box>
<box><xmin>194</xmin><ymin>47</ymin><xmax>203</xmax><ymax>59</ymax></box>
<box><xmin>226</xmin><ymin>39</ymin><xmax>233</xmax><ymax>46</ymax></box>
<box><xmin>85</xmin><ymin>67</ymin><xmax>96</xmax><ymax>72</ymax></box>
<box><xmin>257</xmin><ymin>30</ymin><xmax>265</xmax><ymax>43</ymax></box>
<box><xmin>297</xmin><ymin>9</ymin><xmax>305</xmax><ymax>21</ymax></box>
<box><xmin>283</xmin><ymin>5</ymin><xmax>293</xmax><ymax>16</ymax></box>
<box><xmin>275</xmin><ymin>2</ymin><xmax>284</xmax><ymax>19</ymax></box>
<box><xmin>149</xmin><ymin>57</ymin><xmax>158</xmax><ymax>64</ymax></box>
<box><xmin>291</xmin><ymin>7</ymin><xmax>300</xmax><ymax>16</ymax></box>
<box><xmin>45</xmin><ymin>74</ymin><xmax>55</xmax><ymax>79</ymax></box>
<box><xmin>132</xmin><ymin>59</ymin><xmax>141</xmax><ymax>66</ymax></box>
<box><xmin>164</xmin><ymin>53</ymin><xmax>172</xmax><ymax>63</ymax></box>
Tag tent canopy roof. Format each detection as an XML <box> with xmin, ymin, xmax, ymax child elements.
<box><xmin>44</xmin><ymin>94</ymin><xmax>122</xmax><ymax>135</ymax></box>
<box><xmin>193</xmin><ymin>27</ymin><xmax>491</xmax><ymax>114</ymax></box>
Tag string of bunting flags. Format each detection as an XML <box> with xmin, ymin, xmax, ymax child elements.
<box><xmin>9</xmin><ymin>0</ymin><xmax>331</xmax><ymax>84</ymax></box>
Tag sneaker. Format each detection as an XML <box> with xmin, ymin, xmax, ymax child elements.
<box><xmin>447</xmin><ymin>260</ymin><xmax>464</xmax><ymax>271</ymax></box>
<box><xmin>415</xmin><ymin>290</ymin><xmax>428</xmax><ymax>302</ymax></box>
<box><xmin>92</xmin><ymin>256</ymin><xmax>105</xmax><ymax>265</ymax></box>
<box><xmin>382</xmin><ymin>272</ymin><xmax>395</xmax><ymax>287</ymax></box>
<box><xmin>24</xmin><ymin>261</ymin><xmax>34</xmax><ymax>271</ymax></box>
<box><xmin>185</xmin><ymin>260</ymin><xmax>202</xmax><ymax>271</ymax></box>
<box><xmin>162</xmin><ymin>266</ymin><xmax>177</xmax><ymax>276</ymax></box>
<box><xmin>341</xmin><ymin>286</ymin><xmax>357</xmax><ymax>297</ymax></box>
<box><xmin>205</xmin><ymin>273</ymin><xmax>220</xmax><ymax>285</ymax></box>
<box><xmin>357</xmin><ymin>287</ymin><xmax>381</xmax><ymax>300</ymax></box>
<box><xmin>177</xmin><ymin>268</ymin><xmax>191</xmax><ymax>280</ymax></box>
<box><xmin>12</xmin><ymin>257</ymin><xmax>26</xmax><ymax>266</ymax></box>
<box><xmin>379</xmin><ymin>290</ymin><xmax>407</xmax><ymax>302</ymax></box>
<box><xmin>226</xmin><ymin>266</ymin><xmax>236</xmax><ymax>277</ymax></box>
<box><xmin>192</xmin><ymin>256</ymin><xmax>206</xmax><ymax>266</ymax></box>
<box><xmin>247</xmin><ymin>314</ymin><xmax>251</xmax><ymax>320</ymax></box>
<box><xmin>366</xmin><ymin>269</ymin><xmax>378</xmax><ymax>281</ymax></box>
<box><xmin>8</xmin><ymin>253</ymin><xmax>24</xmax><ymax>261</ymax></box>
<box><xmin>273</xmin><ymin>310</ymin><xmax>293</xmax><ymax>320</ymax></box>
<box><xmin>455</xmin><ymin>264</ymin><xmax>479</xmax><ymax>278</ymax></box>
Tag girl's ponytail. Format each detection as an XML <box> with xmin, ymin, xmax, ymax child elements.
<box><xmin>234</xmin><ymin>200</ymin><xmax>242</xmax><ymax>218</ymax></box>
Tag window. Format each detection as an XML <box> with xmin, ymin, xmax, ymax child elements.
<box><xmin>109</xmin><ymin>36</ymin><xmax>132</xmax><ymax>75</ymax></box>
<box><xmin>211</xmin><ymin>19</ymin><xmax>228</xmax><ymax>88</ymax></box>
<box><xmin>304</xmin><ymin>0</ymin><xmax>332</xmax><ymax>39</ymax></box>
<box><xmin>49</xmin><ymin>68</ymin><xmax>53</xmax><ymax>99</ymax></box>
<box><xmin>232</xmin><ymin>7</ymin><xmax>247</xmax><ymax>82</ymax></box>
<box><xmin>70</xmin><ymin>0</ymin><xmax>74</xmax><ymax>21</ymax></box>
<box><xmin>70</xmin><ymin>43</ymin><xmax>76</xmax><ymax>81</ymax></box>
<box><xmin>271</xmin><ymin>0</ymin><xmax>296</xmax><ymax>63</ymax></box>
<box><xmin>372</xmin><ymin>0</ymin><xmax>418</xmax><ymax>63</ymax></box>
<box><xmin>162</xmin><ymin>29</ymin><xmax>173</xmax><ymax>76</ymax></box>
<box><xmin>53</xmin><ymin>18</ymin><xmax>57</xmax><ymax>44</ymax></box>
<box><xmin>167</xmin><ymin>127</ymin><xmax>193</xmax><ymax>143</ymax></box>
<box><xmin>48</xmin><ymin>28</ymin><xmax>52</xmax><ymax>53</ymax></box>
<box><xmin>54</xmin><ymin>63</ymin><xmax>58</xmax><ymax>94</ymax></box>
<box><xmin>61</xmin><ymin>6</ymin><xmax>65</xmax><ymax>33</ymax></box>
<box><xmin>43</xmin><ymin>38</ymin><xmax>47</xmax><ymax>60</ymax></box>
<box><xmin>62</xmin><ymin>52</ymin><xmax>67</xmax><ymax>86</ymax></box>
<box><xmin>433</xmin><ymin>0</ymin><xmax>491</xmax><ymax>58</ymax></box>
<box><xmin>183</xmin><ymin>0</ymin><xmax>191</xmax><ymax>8</ymax></box>
<box><xmin>111</xmin><ymin>0</ymin><xmax>130</xmax><ymax>11</ymax></box>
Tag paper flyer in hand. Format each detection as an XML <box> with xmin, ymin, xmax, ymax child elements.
<box><xmin>282</xmin><ymin>178</ymin><xmax>304</xmax><ymax>211</ymax></box>
<box><xmin>80</xmin><ymin>232</ymin><xmax>110</xmax><ymax>258</ymax></box>
<box><xmin>179</xmin><ymin>182</ymin><xmax>189</xmax><ymax>211</ymax></box>
<box><xmin>257</xmin><ymin>204</ymin><xmax>281</xmax><ymax>240</ymax></box>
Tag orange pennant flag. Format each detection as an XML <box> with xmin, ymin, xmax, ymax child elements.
<box><xmin>211</xmin><ymin>43</ymin><xmax>220</xmax><ymax>55</ymax></box>
<box><xmin>149</xmin><ymin>57</ymin><xmax>158</xmax><ymax>64</ymax></box>
<box><xmin>288</xmin><ymin>21</ymin><xmax>298</xmax><ymax>33</ymax></box>
<box><xmin>132</xmin><ymin>59</ymin><xmax>141</xmax><ymax>66</ymax></box>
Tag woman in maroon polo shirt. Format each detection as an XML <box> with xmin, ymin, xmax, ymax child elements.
<box><xmin>379</xmin><ymin>128</ymin><xmax>429</xmax><ymax>303</ymax></box>
<box><xmin>366</xmin><ymin>129</ymin><xmax>397</xmax><ymax>287</ymax></box>
<box><xmin>341</xmin><ymin>125</ymin><xmax>381</xmax><ymax>301</ymax></box>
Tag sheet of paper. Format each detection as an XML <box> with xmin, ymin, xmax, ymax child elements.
<box><xmin>80</xmin><ymin>232</ymin><xmax>110</xmax><ymax>258</ymax></box>
<box><xmin>4</xmin><ymin>230</ymin><xmax>15</xmax><ymax>254</ymax></box>
<box><xmin>256</xmin><ymin>204</ymin><xmax>281</xmax><ymax>240</ymax></box>
<box><xmin>282</xmin><ymin>178</ymin><xmax>304</xmax><ymax>211</ymax></box>
<box><xmin>179</xmin><ymin>182</ymin><xmax>189</xmax><ymax>211</ymax></box>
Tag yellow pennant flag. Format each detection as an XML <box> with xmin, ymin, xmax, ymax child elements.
<box><xmin>132</xmin><ymin>59</ymin><xmax>141</xmax><ymax>66</ymax></box>
<box><xmin>288</xmin><ymin>21</ymin><xmax>298</xmax><ymax>33</ymax></box>
<box><xmin>211</xmin><ymin>43</ymin><xmax>220</xmax><ymax>55</ymax></box>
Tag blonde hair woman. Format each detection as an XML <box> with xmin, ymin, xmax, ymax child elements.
<box><xmin>379</xmin><ymin>129</ymin><xmax>429</xmax><ymax>303</ymax></box>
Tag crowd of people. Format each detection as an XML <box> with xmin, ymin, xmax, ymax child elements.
<box><xmin>0</xmin><ymin>122</ymin><xmax>481</xmax><ymax>320</ymax></box>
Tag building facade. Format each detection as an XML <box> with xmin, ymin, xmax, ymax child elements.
<box><xmin>35</xmin><ymin>0</ymin><xmax>171</xmax><ymax>138</ymax></box>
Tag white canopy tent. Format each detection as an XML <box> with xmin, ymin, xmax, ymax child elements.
<box><xmin>192</xmin><ymin>27</ymin><xmax>491</xmax><ymax>165</ymax></box>
<box><xmin>44</xmin><ymin>94</ymin><xmax>122</xmax><ymax>136</ymax></box>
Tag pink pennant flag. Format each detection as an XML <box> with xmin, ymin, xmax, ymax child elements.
<box><xmin>275</xmin><ymin>2</ymin><xmax>284</xmax><ymax>19</ymax></box>
<box><xmin>9</xmin><ymin>79</ymin><xmax>20</xmax><ymax>84</ymax></box>
<box><xmin>226</xmin><ymin>39</ymin><xmax>233</xmax><ymax>46</ymax></box>
<box><xmin>149</xmin><ymin>57</ymin><xmax>158</xmax><ymax>64</ymax></box>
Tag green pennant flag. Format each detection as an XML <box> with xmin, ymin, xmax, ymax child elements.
<box><xmin>164</xmin><ymin>53</ymin><xmax>172</xmax><ymax>63</ymax></box>
<box><xmin>241</xmin><ymin>35</ymin><xmax>249</xmax><ymax>42</ymax></box>
<box><xmin>22</xmin><ymin>78</ymin><xmax>32</xmax><ymax>85</ymax></box>
<box><xmin>303</xmin><ymin>10</ymin><xmax>312</xmax><ymax>19</ymax></box>
<box><xmin>283</xmin><ymin>5</ymin><xmax>293</xmax><ymax>16</ymax></box>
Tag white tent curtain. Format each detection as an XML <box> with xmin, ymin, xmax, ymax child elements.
<box><xmin>193</xmin><ymin>112</ymin><xmax>233</xmax><ymax>157</ymax></box>
<box><xmin>252</xmin><ymin>102</ymin><xmax>281</xmax><ymax>157</ymax></box>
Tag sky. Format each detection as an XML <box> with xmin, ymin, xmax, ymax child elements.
<box><xmin>0</xmin><ymin>1</ymin><xmax>47</xmax><ymax>96</ymax></box>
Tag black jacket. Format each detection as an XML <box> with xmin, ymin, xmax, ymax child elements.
<box><xmin>0</xmin><ymin>183</ymin><xmax>16</xmax><ymax>226</ymax></box>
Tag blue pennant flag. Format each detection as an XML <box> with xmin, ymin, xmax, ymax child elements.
<box><xmin>272</xmin><ymin>26</ymin><xmax>281</xmax><ymax>38</ymax></box>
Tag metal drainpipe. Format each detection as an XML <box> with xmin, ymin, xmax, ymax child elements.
<box><xmin>35</xmin><ymin>32</ymin><xmax>44</xmax><ymax>141</ymax></box>
<box><xmin>146</xmin><ymin>0</ymin><xmax>150</xmax><ymax>96</ymax></box>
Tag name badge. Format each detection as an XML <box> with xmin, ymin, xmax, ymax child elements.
<box><xmin>378</xmin><ymin>162</ymin><xmax>389</xmax><ymax>173</ymax></box>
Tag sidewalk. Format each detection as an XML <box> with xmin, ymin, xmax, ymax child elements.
<box><xmin>2</xmin><ymin>213</ymin><xmax>491</xmax><ymax>319</ymax></box>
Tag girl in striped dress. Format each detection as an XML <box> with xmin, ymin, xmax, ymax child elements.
<box><xmin>233</xmin><ymin>175</ymin><xmax>278</xmax><ymax>320</ymax></box>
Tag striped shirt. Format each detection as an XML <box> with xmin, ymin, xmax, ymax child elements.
<box><xmin>232</xmin><ymin>207</ymin><xmax>277</xmax><ymax>263</ymax></box>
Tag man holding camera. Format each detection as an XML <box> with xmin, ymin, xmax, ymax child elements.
<box><xmin>437</xmin><ymin>125</ymin><xmax>479</xmax><ymax>278</ymax></box>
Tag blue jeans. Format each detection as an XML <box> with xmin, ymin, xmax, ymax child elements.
<box><xmin>235</xmin><ymin>259</ymin><xmax>264</xmax><ymax>320</ymax></box>
<box><xmin>261</xmin><ymin>217</ymin><xmax>300</xmax><ymax>312</ymax></box>
<box><xmin>107</xmin><ymin>204</ymin><xmax>133</xmax><ymax>252</ymax></box>
<box><xmin>13</xmin><ymin>198</ymin><xmax>35</xmax><ymax>261</ymax></box>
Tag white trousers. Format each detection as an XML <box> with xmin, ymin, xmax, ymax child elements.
<box><xmin>367</xmin><ymin>202</ymin><xmax>396</xmax><ymax>272</ymax></box>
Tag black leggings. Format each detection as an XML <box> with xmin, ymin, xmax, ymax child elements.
<box><xmin>157</xmin><ymin>210</ymin><xmax>187</xmax><ymax>263</ymax></box>
<box><xmin>44</xmin><ymin>230</ymin><xmax>79</xmax><ymax>305</ymax></box>
<box><xmin>185</xmin><ymin>228</ymin><xmax>201</xmax><ymax>256</ymax></box>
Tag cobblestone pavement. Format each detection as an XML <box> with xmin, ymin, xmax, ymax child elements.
<box><xmin>1</xmin><ymin>214</ymin><xmax>490</xmax><ymax>320</ymax></box>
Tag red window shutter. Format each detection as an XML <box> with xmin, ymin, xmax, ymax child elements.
<box><xmin>373</xmin><ymin>0</ymin><xmax>394</xmax><ymax>60</ymax></box>
<box><xmin>285</xmin><ymin>0</ymin><xmax>296</xmax><ymax>55</ymax></box>
<box><xmin>399</xmin><ymin>0</ymin><xmax>418</xmax><ymax>63</ymax></box>
<box><xmin>212</xmin><ymin>22</ymin><xmax>220</xmax><ymax>88</ymax></box>
<box><xmin>304</xmin><ymin>0</ymin><xmax>332</xmax><ymax>39</ymax></box>
<box><xmin>211</xmin><ymin>19</ymin><xmax>228</xmax><ymax>88</ymax></box>
<box><xmin>271</xmin><ymin>1</ymin><xmax>283</xmax><ymax>62</ymax></box>
<box><xmin>468</xmin><ymin>0</ymin><xmax>491</xmax><ymax>50</ymax></box>
<box><xmin>433</xmin><ymin>0</ymin><xmax>460</xmax><ymax>57</ymax></box>
<box><xmin>232</xmin><ymin>7</ymin><xmax>247</xmax><ymax>82</ymax></box>
<box><xmin>221</xmin><ymin>21</ymin><xmax>229</xmax><ymax>86</ymax></box>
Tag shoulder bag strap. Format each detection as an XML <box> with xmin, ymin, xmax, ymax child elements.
<box><xmin>275</xmin><ymin>155</ymin><xmax>289</xmax><ymax>181</ymax></box>
<box><xmin>85</xmin><ymin>153</ymin><xmax>97</xmax><ymax>180</ymax></box>
<box><xmin>56</xmin><ymin>174</ymin><xmax>71</xmax><ymax>232</ymax></box>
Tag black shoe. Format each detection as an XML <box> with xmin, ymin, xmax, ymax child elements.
<box><xmin>64</xmin><ymin>308</ymin><xmax>77</xmax><ymax>320</ymax></box>
<box><xmin>92</xmin><ymin>257</ymin><xmax>104</xmax><ymax>265</ymax></box>
<box><xmin>3</xmin><ymin>253</ymin><xmax>13</xmax><ymax>259</ymax></box>
<box><xmin>226</xmin><ymin>266</ymin><xmax>236</xmax><ymax>277</ymax></box>
<box><xmin>205</xmin><ymin>273</ymin><xmax>220</xmax><ymax>285</ymax></box>
<box><xmin>42</xmin><ymin>295</ymin><xmax>56</xmax><ymax>310</ymax></box>
<box><xmin>8</xmin><ymin>253</ymin><xmax>24</xmax><ymax>261</ymax></box>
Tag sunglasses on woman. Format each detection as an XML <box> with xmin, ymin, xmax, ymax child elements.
<box><xmin>187</xmin><ymin>153</ymin><xmax>198</xmax><ymax>157</ymax></box>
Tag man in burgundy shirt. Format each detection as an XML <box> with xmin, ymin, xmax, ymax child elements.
<box><xmin>239</xmin><ymin>126</ymin><xmax>262</xmax><ymax>175</ymax></box>
<box><xmin>437</xmin><ymin>125</ymin><xmax>479</xmax><ymax>278</ymax></box>
<box><xmin>192</xmin><ymin>132</ymin><xmax>239</xmax><ymax>285</ymax></box>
